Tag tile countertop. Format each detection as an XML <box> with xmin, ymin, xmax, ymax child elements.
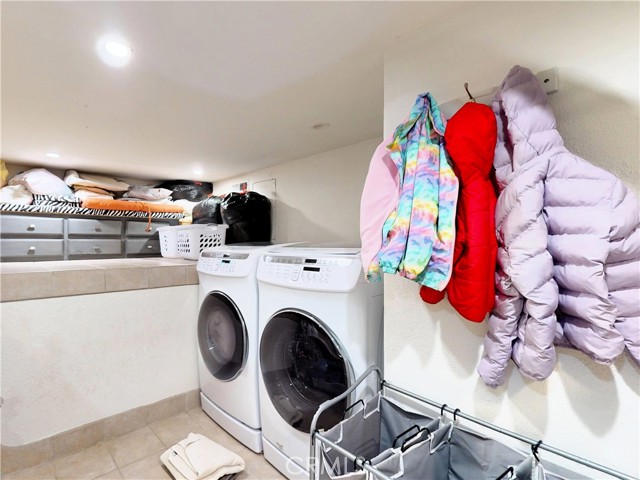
<box><xmin>0</xmin><ymin>258</ymin><xmax>199</xmax><ymax>302</ymax></box>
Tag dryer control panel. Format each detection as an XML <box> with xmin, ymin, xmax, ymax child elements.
<box><xmin>197</xmin><ymin>251</ymin><xmax>254</xmax><ymax>278</ymax></box>
<box><xmin>257</xmin><ymin>254</ymin><xmax>362</xmax><ymax>292</ymax></box>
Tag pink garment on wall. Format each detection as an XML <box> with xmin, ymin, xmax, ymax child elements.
<box><xmin>360</xmin><ymin>137</ymin><xmax>399</xmax><ymax>279</ymax></box>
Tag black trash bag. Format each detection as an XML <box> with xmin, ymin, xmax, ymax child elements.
<box><xmin>192</xmin><ymin>196</ymin><xmax>224</xmax><ymax>224</ymax></box>
<box><xmin>220</xmin><ymin>191</ymin><xmax>271</xmax><ymax>244</ymax></box>
<box><xmin>155</xmin><ymin>180</ymin><xmax>213</xmax><ymax>202</ymax></box>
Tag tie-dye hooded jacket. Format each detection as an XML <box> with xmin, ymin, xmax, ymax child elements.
<box><xmin>363</xmin><ymin>93</ymin><xmax>459</xmax><ymax>291</ymax></box>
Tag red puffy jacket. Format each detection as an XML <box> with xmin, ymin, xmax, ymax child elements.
<box><xmin>420</xmin><ymin>103</ymin><xmax>497</xmax><ymax>322</ymax></box>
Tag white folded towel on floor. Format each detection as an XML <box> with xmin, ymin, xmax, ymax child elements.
<box><xmin>161</xmin><ymin>433</ymin><xmax>245</xmax><ymax>480</ymax></box>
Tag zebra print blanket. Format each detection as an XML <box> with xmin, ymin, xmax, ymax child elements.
<box><xmin>1</xmin><ymin>202</ymin><xmax>184</xmax><ymax>220</ymax></box>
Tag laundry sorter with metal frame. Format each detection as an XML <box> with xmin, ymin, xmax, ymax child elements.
<box><xmin>310</xmin><ymin>366</ymin><xmax>636</xmax><ymax>480</ymax></box>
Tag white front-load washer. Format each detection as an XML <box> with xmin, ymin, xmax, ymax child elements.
<box><xmin>256</xmin><ymin>245</ymin><xmax>384</xmax><ymax>479</ymax></box>
<box><xmin>197</xmin><ymin>243</ymin><xmax>277</xmax><ymax>453</ymax></box>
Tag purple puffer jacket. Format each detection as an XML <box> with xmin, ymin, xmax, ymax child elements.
<box><xmin>478</xmin><ymin>66</ymin><xmax>640</xmax><ymax>387</ymax></box>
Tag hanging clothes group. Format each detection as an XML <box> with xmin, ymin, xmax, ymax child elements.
<box><xmin>360</xmin><ymin>64</ymin><xmax>639</xmax><ymax>386</ymax></box>
<box><xmin>361</xmin><ymin>93</ymin><xmax>459</xmax><ymax>291</ymax></box>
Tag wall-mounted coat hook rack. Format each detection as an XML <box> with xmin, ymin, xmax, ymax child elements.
<box><xmin>440</xmin><ymin>67</ymin><xmax>559</xmax><ymax>119</ymax></box>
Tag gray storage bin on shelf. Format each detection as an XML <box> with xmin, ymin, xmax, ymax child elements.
<box><xmin>0</xmin><ymin>212</ymin><xmax>178</xmax><ymax>261</ymax></box>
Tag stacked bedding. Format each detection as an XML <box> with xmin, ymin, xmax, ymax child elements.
<box><xmin>1</xmin><ymin>169</ymin><xmax>185</xmax><ymax>220</ymax></box>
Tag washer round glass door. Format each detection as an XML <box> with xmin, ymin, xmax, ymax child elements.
<box><xmin>260</xmin><ymin>309</ymin><xmax>350</xmax><ymax>433</ymax></box>
<box><xmin>198</xmin><ymin>291</ymin><xmax>247</xmax><ymax>381</ymax></box>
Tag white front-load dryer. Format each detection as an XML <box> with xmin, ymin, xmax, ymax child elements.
<box><xmin>197</xmin><ymin>243</ymin><xmax>277</xmax><ymax>453</ymax></box>
<box><xmin>257</xmin><ymin>246</ymin><xmax>384</xmax><ymax>479</ymax></box>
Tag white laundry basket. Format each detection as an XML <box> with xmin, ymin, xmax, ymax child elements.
<box><xmin>158</xmin><ymin>224</ymin><xmax>228</xmax><ymax>260</ymax></box>
<box><xmin>158</xmin><ymin>225</ymin><xmax>182</xmax><ymax>258</ymax></box>
<box><xmin>176</xmin><ymin>224</ymin><xmax>228</xmax><ymax>260</ymax></box>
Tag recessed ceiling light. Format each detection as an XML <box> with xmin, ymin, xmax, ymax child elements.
<box><xmin>97</xmin><ymin>35</ymin><xmax>133</xmax><ymax>68</ymax></box>
<box><xmin>105</xmin><ymin>41</ymin><xmax>132</xmax><ymax>59</ymax></box>
<box><xmin>193</xmin><ymin>169</ymin><xmax>203</xmax><ymax>176</ymax></box>
<box><xmin>46</xmin><ymin>152</ymin><xmax>60</xmax><ymax>158</ymax></box>
<box><xmin>311</xmin><ymin>123</ymin><xmax>330</xmax><ymax>130</ymax></box>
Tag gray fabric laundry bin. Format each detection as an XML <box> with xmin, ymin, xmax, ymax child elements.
<box><xmin>368</xmin><ymin>422</ymin><xmax>452</xmax><ymax>480</ymax></box>
<box><xmin>319</xmin><ymin>393</ymin><xmax>437</xmax><ymax>479</ymax></box>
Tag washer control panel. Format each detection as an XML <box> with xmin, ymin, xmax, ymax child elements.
<box><xmin>257</xmin><ymin>254</ymin><xmax>361</xmax><ymax>292</ymax></box>
<box><xmin>197</xmin><ymin>252</ymin><xmax>253</xmax><ymax>277</ymax></box>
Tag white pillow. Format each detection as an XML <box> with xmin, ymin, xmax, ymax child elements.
<box><xmin>172</xmin><ymin>199</ymin><xmax>200</xmax><ymax>214</ymax></box>
<box><xmin>123</xmin><ymin>186</ymin><xmax>173</xmax><ymax>200</ymax></box>
<box><xmin>64</xmin><ymin>170</ymin><xmax>130</xmax><ymax>192</ymax></box>
<box><xmin>74</xmin><ymin>189</ymin><xmax>114</xmax><ymax>202</ymax></box>
<box><xmin>0</xmin><ymin>185</ymin><xmax>33</xmax><ymax>204</ymax></box>
<box><xmin>9</xmin><ymin>168</ymin><xmax>74</xmax><ymax>196</ymax></box>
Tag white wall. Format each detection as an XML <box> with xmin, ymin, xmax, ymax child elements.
<box><xmin>383</xmin><ymin>2</ymin><xmax>639</xmax><ymax>478</ymax></box>
<box><xmin>213</xmin><ymin>138</ymin><xmax>380</xmax><ymax>246</ymax></box>
<box><xmin>0</xmin><ymin>286</ymin><xmax>199</xmax><ymax>446</ymax></box>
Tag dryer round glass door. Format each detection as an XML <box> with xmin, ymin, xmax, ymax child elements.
<box><xmin>198</xmin><ymin>291</ymin><xmax>247</xmax><ymax>381</ymax></box>
<box><xmin>260</xmin><ymin>309</ymin><xmax>350</xmax><ymax>433</ymax></box>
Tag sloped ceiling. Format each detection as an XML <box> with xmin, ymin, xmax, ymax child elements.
<box><xmin>1</xmin><ymin>1</ymin><xmax>466</xmax><ymax>182</ymax></box>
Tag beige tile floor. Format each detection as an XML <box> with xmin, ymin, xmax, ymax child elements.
<box><xmin>4</xmin><ymin>409</ymin><xmax>286</xmax><ymax>480</ymax></box>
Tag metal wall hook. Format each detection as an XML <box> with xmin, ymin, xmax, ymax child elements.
<box><xmin>453</xmin><ymin>408</ymin><xmax>461</xmax><ymax>423</ymax></box>
<box><xmin>464</xmin><ymin>82</ymin><xmax>477</xmax><ymax>102</ymax></box>
<box><xmin>496</xmin><ymin>466</ymin><xmax>514</xmax><ymax>480</ymax></box>
<box><xmin>532</xmin><ymin>440</ymin><xmax>543</xmax><ymax>462</ymax></box>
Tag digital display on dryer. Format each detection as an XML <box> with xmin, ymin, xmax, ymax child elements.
<box><xmin>303</xmin><ymin>267</ymin><xmax>320</xmax><ymax>272</ymax></box>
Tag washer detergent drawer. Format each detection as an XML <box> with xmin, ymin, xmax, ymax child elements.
<box><xmin>0</xmin><ymin>216</ymin><xmax>63</xmax><ymax>236</ymax></box>
<box><xmin>0</xmin><ymin>239</ymin><xmax>64</xmax><ymax>260</ymax></box>
<box><xmin>68</xmin><ymin>239</ymin><xmax>122</xmax><ymax>257</ymax></box>
<box><xmin>125</xmin><ymin>237</ymin><xmax>161</xmax><ymax>255</ymax></box>
<box><xmin>68</xmin><ymin>218</ymin><xmax>122</xmax><ymax>236</ymax></box>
